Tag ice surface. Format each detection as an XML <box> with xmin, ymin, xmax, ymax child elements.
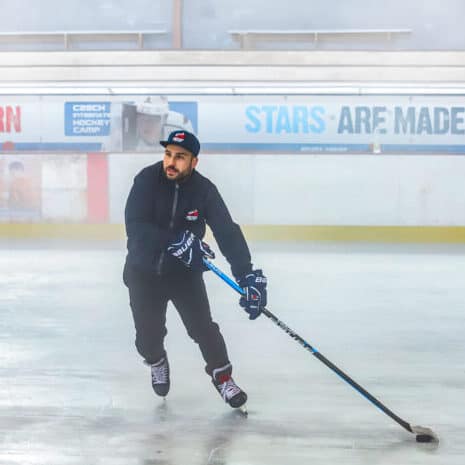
<box><xmin>1</xmin><ymin>240</ymin><xmax>463</xmax><ymax>464</ymax></box>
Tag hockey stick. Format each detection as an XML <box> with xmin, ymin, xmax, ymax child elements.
<box><xmin>203</xmin><ymin>258</ymin><xmax>438</xmax><ymax>444</ymax></box>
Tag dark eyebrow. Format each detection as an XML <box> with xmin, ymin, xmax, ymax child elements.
<box><xmin>165</xmin><ymin>149</ymin><xmax>189</xmax><ymax>157</ymax></box>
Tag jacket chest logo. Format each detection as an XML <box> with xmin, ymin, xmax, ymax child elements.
<box><xmin>185</xmin><ymin>209</ymin><xmax>199</xmax><ymax>221</ymax></box>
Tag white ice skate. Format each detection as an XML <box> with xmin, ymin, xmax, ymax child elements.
<box><xmin>149</xmin><ymin>357</ymin><xmax>170</xmax><ymax>398</ymax></box>
<box><xmin>212</xmin><ymin>365</ymin><xmax>248</xmax><ymax>414</ymax></box>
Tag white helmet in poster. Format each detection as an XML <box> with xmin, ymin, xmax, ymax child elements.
<box><xmin>121</xmin><ymin>96</ymin><xmax>194</xmax><ymax>152</ymax></box>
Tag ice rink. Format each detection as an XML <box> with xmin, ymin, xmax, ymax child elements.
<box><xmin>1</xmin><ymin>239</ymin><xmax>464</xmax><ymax>465</ymax></box>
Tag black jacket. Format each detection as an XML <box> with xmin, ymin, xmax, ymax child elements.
<box><xmin>124</xmin><ymin>161</ymin><xmax>252</xmax><ymax>279</ymax></box>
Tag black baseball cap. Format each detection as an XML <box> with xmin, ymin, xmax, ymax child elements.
<box><xmin>160</xmin><ymin>130</ymin><xmax>200</xmax><ymax>157</ymax></box>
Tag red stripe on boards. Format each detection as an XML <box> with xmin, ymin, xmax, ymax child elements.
<box><xmin>87</xmin><ymin>153</ymin><xmax>108</xmax><ymax>223</ymax></box>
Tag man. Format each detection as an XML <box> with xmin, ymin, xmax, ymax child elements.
<box><xmin>7</xmin><ymin>160</ymin><xmax>38</xmax><ymax>210</ymax></box>
<box><xmin>123</xmin><ymin>130</ymin><xmax>267</xmax><ymax>410</ymax></box>
<box><xmin>134</xmin><ymin>97</ymin><xmax>167</xmax><ymax>151</ymax></box>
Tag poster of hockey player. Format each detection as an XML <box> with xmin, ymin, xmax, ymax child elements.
<box><xmin>120</xmin><ymin>96</ymin><xmax>196</xmax><ymax>152</ymax></box>
<box><xmin>0</xmin><ymin>156</ymin><xmax>42</xmax><ymax>221</ymax></box>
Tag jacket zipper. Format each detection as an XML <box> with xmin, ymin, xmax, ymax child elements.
<box><xmin>156</xmin><ymin>183</ymin><xmax>180</xmax><ymax>274</ymax></box>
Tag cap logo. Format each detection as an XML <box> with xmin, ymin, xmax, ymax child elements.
<box><xmin>172</xmin><ymin>132</ymin><xmax>185</xmax><ymax>143</ymax></box>
<box><xmin>161</xmin><ymin>130</ymin><xmax>199</xmax><ymax>157</ymax></box>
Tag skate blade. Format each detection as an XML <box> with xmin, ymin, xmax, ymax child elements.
<box><xmin>237</xmin><ymin>404</ymin><xmax>248</xmax><ymax>416</ymax></box>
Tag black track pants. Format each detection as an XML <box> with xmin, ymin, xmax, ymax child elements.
<box><xmin>123</xmin><ymin>264</ymin><xmax>231</xmax><ymax>376</ymax></box>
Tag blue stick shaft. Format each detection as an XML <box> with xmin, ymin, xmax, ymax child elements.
<box><xmin>203</xmin><ymin>257</ymin><xmax>414</xmax><ymax>434</ymax></box>
<box><xmin>203</xmin><ymin>258</ymin><xmax>245</xmax><ymax>295</ymax></box>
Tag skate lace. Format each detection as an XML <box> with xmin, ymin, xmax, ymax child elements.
<box><xmin>151</xmin><ymin>360</ymin><xmax>168</xmax><ymax>385</ymax></box>
<box><xmin>219</xmin><ymin>378</ymin><xmax>241</xmax><ymax>401</ymax></box>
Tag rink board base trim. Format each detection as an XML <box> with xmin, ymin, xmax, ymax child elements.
<box><xmin>1</xmin><ymin>224</ymin><xmax>465</xmax><ymax>243</ymax></box>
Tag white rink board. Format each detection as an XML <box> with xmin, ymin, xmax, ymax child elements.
<box><xmin>108</xmin><ymin>153</ymin><xmax>465</xmax><ymax>226</ymax></box>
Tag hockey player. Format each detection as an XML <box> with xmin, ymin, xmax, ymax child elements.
<box><xmin>125</xmin><ymin>96</ymin><xmax>195</xmax><ymax>151</ymax></box>
<box><xmin>123</xmin><ymin>130</ymin><xmax>267</xmax><ymax>410</ymax></box>
<box><xmin>135</xmin><ymin>97</ymin><xmax>170</xmax><ymax>150</ymax></box>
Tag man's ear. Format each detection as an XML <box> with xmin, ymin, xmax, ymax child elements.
<box><xmin>192</xmin><ymin>156</ymin><xmax>199</xmax><ymax>169</ymax></box>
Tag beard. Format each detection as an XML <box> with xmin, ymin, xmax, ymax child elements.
<box><xmin>163</xmin><ymin>164</ymin><xmax>193</xmax><ymax>182</ymax></box>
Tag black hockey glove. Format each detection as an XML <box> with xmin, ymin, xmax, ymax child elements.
<box><xmin>237</xmin><ymin>269</ymin><xmax>267</xmax><ymax>320</ymax></box>
<box><xmin>167</xmin><ymin>230</ymin><xmax>215</xmax><ymax>271</ymax></box>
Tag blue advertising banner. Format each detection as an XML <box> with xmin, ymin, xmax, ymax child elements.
<box><xmin>196</xmin><ymin>96</ymin><xmax>465</xmax><ymax>154</ymax></box>
<box><xmin>64</xmin><ymin>102</ymin><xmax>111</xmax><ymax>136</ymax></box>
<box><xmin>1</xmin><ymin>94</ymin><xmax>464</xmax><ymax>154</ymax></box>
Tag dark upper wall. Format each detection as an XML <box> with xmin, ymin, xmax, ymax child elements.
<box><xmin>1</xmin><ymin>0</ymin><xmax>169</xmax><ymax>31</ymax></box>
<box><xmin>1</xmin><ymin>0</ymin><xmax>465</xmax><ymax>50</ymax></box>
<box><xmin>0</xmin><ymin>0</ymin><xmax>173</xmax><ymax>50</ymax></box>
<box><xmin>183</xmin><ymin>0</ymin><xmax>465</xmax><ymax>50</ymax></box>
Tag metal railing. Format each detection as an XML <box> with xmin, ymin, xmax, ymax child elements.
<box><xmin>229</xmin><ymin>28</ymin><xmax>412</xmax><ymax>49</ymax></box>
<box><xmin>0</xmin><ymin>30</ymin><xmax>168</xmax><ymax>50</ymax></box>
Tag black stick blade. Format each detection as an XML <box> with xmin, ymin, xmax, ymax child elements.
<box><xmin>411</xmin><ymin>425</ymin><xmax>439</xmax><ymax>443</ymax></box>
